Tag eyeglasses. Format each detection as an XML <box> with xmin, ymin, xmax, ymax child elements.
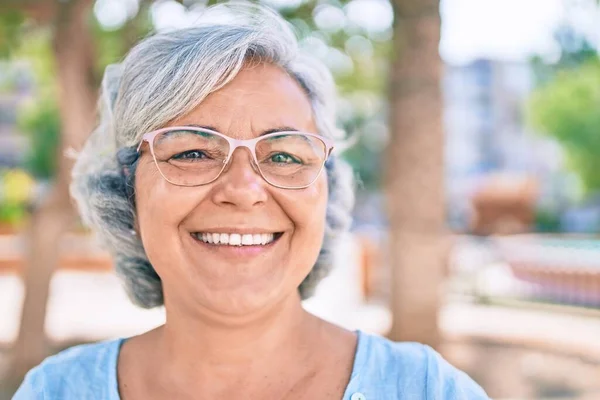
<box><xmin>137</xmin><ymin>126</ymin><xmax>335</xmax><ymax>189</ymax></box>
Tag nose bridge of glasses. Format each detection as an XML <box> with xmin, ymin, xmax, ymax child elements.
<box><xmin>224</xmin><ymin>144</ymin><xmax>260</xmax><ymax>175</ymax></box>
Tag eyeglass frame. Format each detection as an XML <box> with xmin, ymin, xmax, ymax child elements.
<box><xmin>136</xmin><ymin>126</ymin><xmax>335</xmax><ymax>190</ymax></box>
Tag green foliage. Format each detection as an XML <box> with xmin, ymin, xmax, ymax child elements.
<box><xmin>527</xmin><ymin>60</ymin><xmax>600</xmax><ymax>195</ymax></box>
<box><xmin>278</xmin><ymin>2</ymin><xmax>391</xmax><ymax>189</ymax></box>
<box><xmin>0</xmin><ymin>9</ymin><xmax>25</xmax><ymax>58</ymax></box>
<box><xmin>534</xmin><ymin>207</ymin><xmax>562</xmax><ymax>233</ymax></box>
<box><xmin>0</xmin><ymin>201</ymin><xmax>27</xmax><ymax>225</ymax></box>
<box><xmin>18</xmin><ymin>98</ymin><xmax>61</xmax><ymax>180</ymax></box>
<box><xmin>91</xmin><ymin>2</ymin><xmax>154</xmax><ymax>78</ymax></box>
<box><xmin>9</xmin><ymin>27</ymin><xmax>57</xmax><ymax>93</ymax></box>
<box><xmin>531</xmin><ymin>26</ymin><xmax>598</xmax><ymax>86</ymax></box>
<box><xmin>3</xmin><ymin>21</ymin><xmax>60</xmax><ymax>180</ymax></box>
<box><xmin>3</xmin><ymin>0</ymin><xmax>391</xmax><ymax>191</ymax></box>
<box><xmin>0</xmin><ymin>168</ymin><xmax>35</xmax><ymax>226</ymax></box>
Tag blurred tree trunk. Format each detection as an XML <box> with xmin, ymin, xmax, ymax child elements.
<box><xmin>11</xmin><ymin>0</ymin><xmax>96</xmax><ymax>380</ymax></box>
<box><xmin>385</xmin><ymin>0</ymin><xmax>446</xmax><ymax>347</ymax></box>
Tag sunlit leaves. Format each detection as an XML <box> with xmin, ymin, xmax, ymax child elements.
<box><xmin>3</xmin><ymin>0</ymin><xmax>394</xmax><ymax>189</ymax></box>
<box><xmin>528</xmin><ymin>60</ymin><xmax>600</xmax><ymax>194</ymax></box>
<box><xmin>0</xmin><ymin>10</ymin><xmax>25</xmax><ymax>58</ymax></box>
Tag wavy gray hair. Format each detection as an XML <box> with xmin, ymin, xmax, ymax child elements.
<box><xmin>70</xmin><ymin>3</ymin><xmax>354</xmax><ymax>309</ymax></box>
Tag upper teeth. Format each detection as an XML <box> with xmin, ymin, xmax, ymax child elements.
<box><xmin>194</xmin><ymin>233</ymin><xmax>275</xmax><ymax>246</ymax></box>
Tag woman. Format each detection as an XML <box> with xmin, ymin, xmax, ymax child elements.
<box><xmin>15</xmin><ymin>4</ymin><xmax>489</xmax><ymax>399</ymax></box>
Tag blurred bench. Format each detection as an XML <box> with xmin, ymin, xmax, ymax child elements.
<box><xmin>494</xmin><ymin>235</ymin><xmax>600</xmax><ymax>307</ymax></box>
<box><xmin>0</xmin><ymin>233</ymin><xmax>112</xmax><ymax>274</ymax></box>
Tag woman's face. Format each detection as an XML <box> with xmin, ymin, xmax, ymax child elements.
<box><xmin>135</xmin><ymin>63</ymin><xmax>328</xmax><ymax>317</ymax></box>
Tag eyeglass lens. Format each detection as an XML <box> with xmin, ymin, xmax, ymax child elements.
<box><xmin>151</xmin><ymin>129</ymin><xmax>327</xmax><ymax>188</ymax></box>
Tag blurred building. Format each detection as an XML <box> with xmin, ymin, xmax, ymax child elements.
<box><xmin>444</xmin><ymin>59</ymin><xmax>570</xmax><ymax>232</ymax></box>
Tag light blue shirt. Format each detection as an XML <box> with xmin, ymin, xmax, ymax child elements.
<box><xmin>14</xmin><ymin>330</ymin><xmax>489</xmax><ymax>399</ymax></box>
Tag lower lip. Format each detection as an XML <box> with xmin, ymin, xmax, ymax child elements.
<box><xmin>189</xmin><ymin>233</ymin><xmax>282</xmax><ymax>256</ymax></box>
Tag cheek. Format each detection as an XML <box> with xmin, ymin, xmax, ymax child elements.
<box><xmin>281</xmin><ymin>173</ymin><xmax>328</xmax><ymax>246</ymax></box>
<box><xmin>134</xmin><ymin>161</ymin><xmax>205</xmax><ymax>262</ymax></box>
<box><xmin>305</xmin><ymin>176</ymin><xmax>328</xmax><ymax>231</ymax></box>
<box><xmin>292</xmin><ymin>175</ymin><xmax>329</xmax><ymax>281</ymax></box>
<box><xmin>135</xmin><ymin>162</ymin><xmax>176</xmax><ymax>229</ymax></box>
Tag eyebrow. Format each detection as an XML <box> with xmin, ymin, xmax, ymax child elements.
<box><xmin>182</xmin><ymin>124</ymin><xmax>299</xmax><ymax>136</ymax></box>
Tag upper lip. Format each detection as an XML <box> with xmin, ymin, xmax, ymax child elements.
<box><xmin>190</xmin><ymin>228</ymin><xmax>283</xmax><ymax>234</ymax></box>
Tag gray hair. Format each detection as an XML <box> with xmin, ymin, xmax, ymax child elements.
<box><xmin>70</xmin><ymin>3</ymin><xmax>354</xmax><ymax>308</ymax></box>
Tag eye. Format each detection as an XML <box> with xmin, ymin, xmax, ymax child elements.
<box><xmin>171</xmin><ymin>150</ymin><xmax>207</xmax><ymax>161</ymax></box>
<box><xmin>270</xmin><ymin>153</ymin><xmax>301</xmax><ymax>164</ymax></box>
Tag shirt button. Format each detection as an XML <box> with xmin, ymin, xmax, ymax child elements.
<box><xmin>351</xmin><ymin>393</ymin><xmax>366</xmax><ymax>400</ymax></box>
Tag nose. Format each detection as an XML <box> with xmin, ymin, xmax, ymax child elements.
<box><xmin>210</xmin><ymin>147</ymin><xmax>268</xmax><ymax>209</ymax></box>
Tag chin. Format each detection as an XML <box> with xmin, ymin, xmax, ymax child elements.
<box><xmin>202</xmin><ymin>289</ymin><xmax>289</xmax><ymax>320</ymax></box>
<box><xmin>185</xmin><ymin>272</ymin><xmax>297</xmax><ymax>319</ymax></box>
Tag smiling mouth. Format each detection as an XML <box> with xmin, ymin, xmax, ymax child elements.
<box><xmin>191</xmin><ymin>232</ymin><xmax>284</xmax><ymax>246</ymax></box>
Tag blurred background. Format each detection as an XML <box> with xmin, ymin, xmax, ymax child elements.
<box><xmin>1</xmin><ymin>0</ymin><xmax>600</xmax><ymax>398</ymax></box>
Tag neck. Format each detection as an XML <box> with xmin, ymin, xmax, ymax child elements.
<box><xmin>152</xmin><ymin>291</ymin><xmax>323</xmax><ymax>385</ymax></box>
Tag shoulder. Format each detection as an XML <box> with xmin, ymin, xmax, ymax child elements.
<box><xmin>420</xmin><ymin>344</ymin><xmax>489</xmax><ymax>399</ymax></box>
<box><xmin>12</xmin><ymin>339</ymin><xmax>123</xmax><ymax>400</ymax></box>
<box><xmin>352</xmin><ymin>332</ymin><xmax>489</xmax><ymax>399</ymax></box>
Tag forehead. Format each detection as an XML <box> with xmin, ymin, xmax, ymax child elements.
<box><xmin>169</xmin><ymin>63</ymin><xmax>317</xmax><ymax>137</ymax></box>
